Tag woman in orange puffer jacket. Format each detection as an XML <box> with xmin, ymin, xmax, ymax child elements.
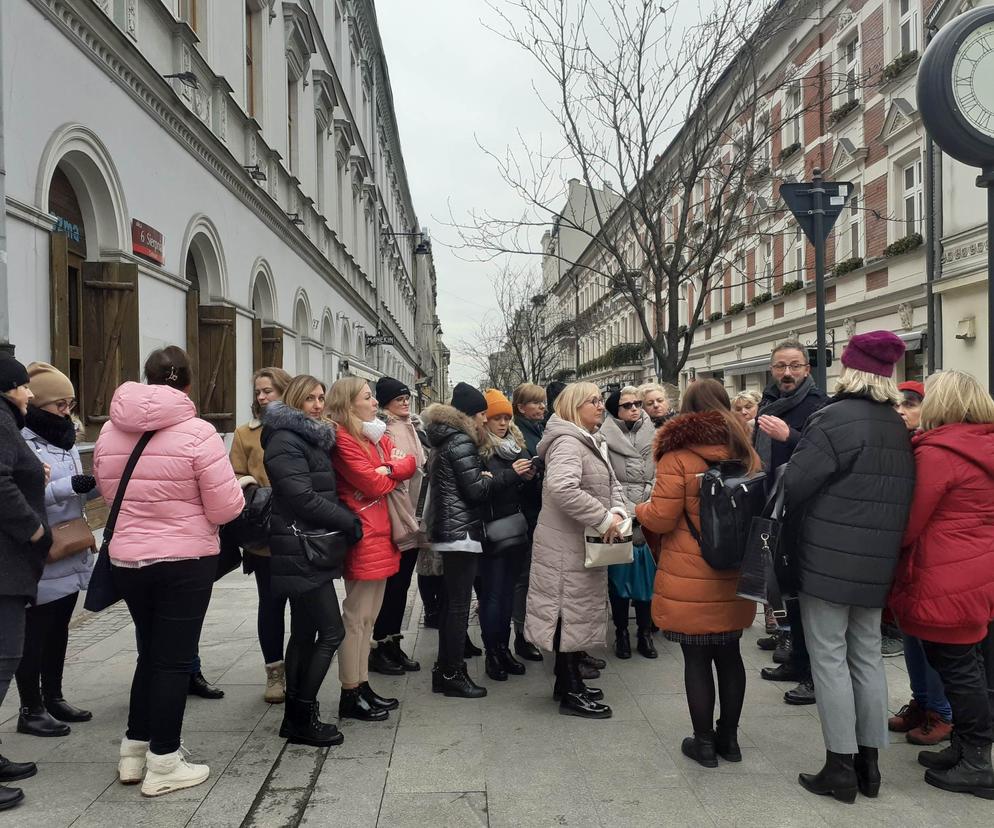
<box><xmin>328</xmin><ymin>377</ymin><xmax>415</xmax><ymax>725</ymax></box>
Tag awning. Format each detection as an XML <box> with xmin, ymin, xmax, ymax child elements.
<box><xmin>722</xmin><ymin>355</ymin><xmax>771</xmax><ymax>377</ymax></box>
<box><xmin>899</xmin><ymin>330</ymin><xmax>925</xmax><ymax>351</ymax></box>
<box><xmin>345</xmin><ymin>362</ymin><xmax>380</xmax><ymax>382</ymax></box>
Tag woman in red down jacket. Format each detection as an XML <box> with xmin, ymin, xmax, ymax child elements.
<box><xmin>890</xmin><ymin>370</ymin><xmax>994</xmax><ymax>800</ymax></box>
<box><xmin>328</xmin><ymin>376</ymin><xmax>415</xmax><ymax>724</ymax></box>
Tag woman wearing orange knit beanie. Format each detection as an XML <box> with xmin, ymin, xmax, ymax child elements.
<box><xmin>477</xmin><ymin>390</ymin><xmax>536</xmax><ymax>681</ymax></box>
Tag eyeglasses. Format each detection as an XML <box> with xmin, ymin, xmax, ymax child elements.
<box><xmin>52</xmin><ymin>399</ymin><xmax>77</xmax><ymax>412</ymax></box>
<box><xmin>582</xmin><ymin>397</ymin><xmax>605</xmax><ymax>408</ymax></box>
<box><xmin>619</xmin><ymin>400</ymin><xmax>643</xmax><ymax>410</ymax></box>
<box><xmin>770</xmin><ymin>362</ymin><xmax>809</xmax><ymax>372</ymax></box>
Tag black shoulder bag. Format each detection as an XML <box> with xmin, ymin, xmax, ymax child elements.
<box><xmin>735</xmin><ymin>473</ymin><xmax>789</xmax><ymax>615</ymax></box>
<box><xmin>83</xmin><ymin>431</ymin><xmax>156</xmax><ymax>613</ymax></box>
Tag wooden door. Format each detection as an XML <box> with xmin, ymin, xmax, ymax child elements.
<box><xmin>198</xmin><ymin>304</ymin><xmax>236</xmax><ymax>433</ymax></box>
<box><xmin>261</xmin><ymin>325</ymin><xmax>284</xmax><ymax>369</ymax></box>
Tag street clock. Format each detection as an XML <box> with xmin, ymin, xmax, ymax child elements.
<box><xmin>918</xmin><ymin>6</ymin><xmax>994</xmax><ymax>167</ymax></box>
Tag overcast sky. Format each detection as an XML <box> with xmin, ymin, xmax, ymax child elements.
<box><xmin>377</xmin><ymin>1</ymin><xmax>562</xmax><ymax>386</ymax></box>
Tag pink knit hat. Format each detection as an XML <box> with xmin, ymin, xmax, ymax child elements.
<box><xmin>840</xmin><ymin>331</ymin><xmax>906</xmax><ymax>377</ymax></box>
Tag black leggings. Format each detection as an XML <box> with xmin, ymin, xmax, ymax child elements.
<box><xmin>609</xmin><ymin>594</ymin><xmax>651</xmax><ymax>632</ymax></box>
<box><xmin>680</xmin><ymin>640</ymin><xmax>746</xmax><ymax>735</ymax></box>
<box><xmin>250</xmin><ymin>555</ymin><xmax>288</xmax><ymax>665</ymax></box>
<box><xmin>373</xmin><ymin>548</ymin><xmax>418</xmax><ymax>641</ymax></box>
<box><xmin>285</xmin><ymin>581</ymin><xmax>345</xmax><ymax>702</ymax></box>
<box><xmin>437</xmin><ymin>550</ymin><xmax>479</xmax><ymax>669</ymax></box>
<box><xmin>15</xmin><ymin>591</ymin><xmax>77</xmax><ymax>708</ymax></box>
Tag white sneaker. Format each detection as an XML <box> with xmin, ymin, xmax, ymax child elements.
<box><xmin>140</xmin><ymin>747</ymin><xmax>210</xmax><ymax>797</ymax></box>
<box><xmin>119</xmin><ymin>737</ymin><xmax>150</xmax><ymax>784</ymax></box>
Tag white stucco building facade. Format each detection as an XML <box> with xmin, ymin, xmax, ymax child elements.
<box><xmin>1</xmin><ymin>0</ymin><xmax>445</xmax><ymax>445</ymax></box>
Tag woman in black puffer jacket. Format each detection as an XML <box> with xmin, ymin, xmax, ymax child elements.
<box><xmin>422</xmin><ymin>384</ymin><xmax>506</xmax><ymax>699</ymax></box>
<box><xmin>262</xmin><ymin>375</ymin><xmax>360</xmax><ymax>750</ymax></box>
<box><xmin>783</xmin><ymin>332</ymin><xmax>915</xmax><ymax>803</ymax></box>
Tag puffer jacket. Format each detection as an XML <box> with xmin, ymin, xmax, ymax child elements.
<box><xmin>0</xmin><ymin>395</ymin><xmax>48</xmax><ymax>602</ymax></box>
<box><xmin>891</xmin><ymin>423</ymin><xmax>994</xmax><ymax>644</ymax></box>
<box><xmin>22</xmin><ymin>420</ymin><xmax>100</xmax><ymax>605</ymax></box>
<box><xmin>262</xmin><ymin>403</ymin><xmax>361</xmax><ymax>597</ymax></box>
<box><xmin>93</xmin><ymin>383</ymin><xmax>243</xmax><ymax>565</ymax></box>
<box><xmin>383</xmin><ymin>413</ymin><xmax>427</xmax><ymax>552</ymax></box>
<box><xmin>422</xmin><ymin>404</ymin><xmax>495</xmax><ymax>543</ymax></box>
<box><xmin>478</xmin><ymin>425</ymin><xmax>527</xmax><ymax>528</ymax></box>
<box><xmin>332</xmin><ymin>428</ymin><xmax>416</xmax><ymax>580</ymax></box>
<box><xmin>513</xmin><ymin>415</ymin><xmax>544</xmax><ymax>530</ymax></box>
<box><xmin>635</xmin><ymin>411</ymin><xmax>756</xmax><ymax>635</ymax></box>
<box><xmin>524</xmin><ymin>415</ymin><xmax>627</xmax><ymax>652</ymax></box>
<box><xmin>783</xmin><ymin>393</ymin><xmax>915</xmax><ymax>608</ymax></box>
<box><xmin>600</xmin><ymin>410</ymin><xmax>655</xmax><ymax>511</ymax></box>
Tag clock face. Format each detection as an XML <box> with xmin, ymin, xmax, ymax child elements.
<box><xmin>952</xmin><ymin>20</ymin><xmax>994</xmax><ymax>138</ymax></box>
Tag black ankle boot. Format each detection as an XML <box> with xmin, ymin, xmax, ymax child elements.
<box><xmin>188</xmin><ymin>671</ymin><xmax>224</xmax><ymax>699</ymax></box>
<box><xmin>17</xmin><ymin>706</ymin><xmax>70</xmax><ymax>738</ymax></box>
<box><xmin>855</xmin><ymin>745</ymin><xmax>880</xmax><ymax>797</ymax></box>
<box><xmin>281</xmin><ymin>699</ymin><xmax>343</xmax><ymax>747</ymax></box>
<box><xmin>0</xmin><ymin>755</ymin><xmax>36</xmax><ymax>784</ymax></box>
<box><xmin>339</xmin><ymin>687</ymin><xmax>389</xmax><ymax>721</ymax></box>
<box><xmin>715</xmin><ymin>719</ymin><xmax>741</xmax><ymax>762</ymax></box>
<box><xmin>368</xmin><ymin>642</ymin><xmax>405</xmax><ymax>676</ymax></box>
<box><xmin>615</xmin><ymin>628</ymin><xmax>631</xmax><ymax>659</ymax></box>
<box><xmin>798</xmin><ymin>751</ymin><xmax>858</xmax><ymax>803</ymax></box>
<box><xmin>636</xmin><ymin>629</ymin><xmax>658</xmax><ymax>659</ymax></box>
<box><xmin>359</xmin><ymin>681</ymin><xmax>399</xmax><ymax>711</ymax></box>
<box><xmin>485</xmin><ymin>650</ymin><xmax>508</xmax><ymax>681</ymax></box>
<box><xmin>0</xmin><ymin>785</ymin><xmax>24</xmax><ymax>811</ymax></box>
<box><xmin>514</xmin><ymin>632</ymin><xmax>543</xmax><ymax>662</ymax></box>
<box><xmin>464</xmin><ymin>636</ymin><xmax>482</xmax><ymax>658</ymax></box>
<box><xmin>431</xmin><ymin>663</ymin><xmax>445</xmax><ymax>693</ymax></box>
<box><xmin>496</xmin><ymin>645</ymin><xmax>526</xmax><ymax>675</ymax></box>
<box><xmin>384</xmin><ymin>635</ymin><xmax>420</xmax><ymax>672</ymax></box>
<box><xmin>925</xmin><ymin>741</ymin><xmax>994</xmax><ymax>799</ymax></box>
<box><xmin>577</xmin><ymin>651</ymin><xmax>606</xmax><ymax>671</ymax></box>
<box><xmin>44</xmin><ymin>697</ymin><xmax>92</xmax><ymax>723</ymax></box>
<box><xmin>920</xmin><ymin>732</ymin><xmax>963</xmax><ymax>770</ymax></box>
<box><xmin>439</xmin><ymin>662</ymin><xmax>487</xmax><ymax>699</ymax></box>
<box><xmin>681</xmin><ymin>731</ymin><xmax>718</xmax><ymax>768</ymax></box>
<box><xmin>558</xmin><ymin>654</ymin><xmax>611</xmax><ymax>718</ymax></box>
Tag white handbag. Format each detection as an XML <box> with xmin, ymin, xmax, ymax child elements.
<box><xmin>583</xmin><ymin>515</ymin><xmax>635</xmax><ymax>568</ymax></box>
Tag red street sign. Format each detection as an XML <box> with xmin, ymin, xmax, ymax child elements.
<box><xmin>132</xmin><ymin>219</ymin><xmax>164</xmax><ymax>265</ymax></box>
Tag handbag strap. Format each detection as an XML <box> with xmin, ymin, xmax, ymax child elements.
<box><xmin>102</xmin><ymin>431</ymin><xmax>156</xmax><ymax>546</ymax></box>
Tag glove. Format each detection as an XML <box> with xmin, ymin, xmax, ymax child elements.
<box><xmin>71</xmin><ymin>474</ymin><xmax>97</xmax><ymax>494</ymax></box>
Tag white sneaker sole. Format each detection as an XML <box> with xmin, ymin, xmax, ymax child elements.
<box><xmin>141</xmin><ymin>769</ymin><xmax>209</xmax><ymax>797</ymax></box>
<box><xmin>118</xmin><ymin>762</ymin><xmax>145</xmax><ymax>785</ymax></box>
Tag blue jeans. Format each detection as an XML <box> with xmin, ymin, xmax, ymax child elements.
<box><xmin>477</xmin><ymin>548</ymin><xmax>525</xmax><ymax>651</ymax></box>
<box><xmin>904</xmin><ymin>633</ymin><xmax>953</xmax><ymax>721</ymax></box>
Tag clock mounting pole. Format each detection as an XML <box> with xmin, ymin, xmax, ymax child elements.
<box><xmin>979</xmin><ymin>166</ymin><xmax>994</xmax><ymax>393</ymax></box>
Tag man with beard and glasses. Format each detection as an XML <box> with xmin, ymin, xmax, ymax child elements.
<box><xmin>754</xmin><ymin>339</ymin><xmax>827</xmax><ymax>706</ymax></box>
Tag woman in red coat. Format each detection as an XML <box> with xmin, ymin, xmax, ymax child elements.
<box><xmin>890</xmin><ymin>370</ymin><xmax>994</xmax><ymax>799</ymax></box>
<box><xmin>328</xmin><ymin>377</ymin><xmax>415</xmax><ymax>724</ymax></box>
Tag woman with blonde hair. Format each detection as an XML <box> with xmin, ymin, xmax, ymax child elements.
<box><xmin>525</xmin><ymin>382</ymin><xmax>627</xmax><ymax>718</ymax></box>
<box><xmin>891</xmin><ymin>370</ymin><xmax>994</xmax><ymax>799</ymax></box>
<box><xmin>262</xmin><ymin>375</ymin><xmax>361</xmax><ymax>748</ymax></box>
<box><xmin>328</xmin><ymin>377</ymin><xmax>416</xmax><ymax>722</ymax></box>
<box><xmin>639</xmin><ymin>383</ymin><xmax>673</xmax><ymax>428</ymax></box>
<box><xmin>228</xmin><ymin>366</ymin><xmax>292</xmax><ymax>703</ymax></box>
<box><xmin>783</xmin><ymin>332</ymin><xmax>915</xmax><ymax>801</ymax></box>
<box><xmin>731</xmin><ymin>391</ymin><xmax>761</xmax><ymax>432</ymax></box>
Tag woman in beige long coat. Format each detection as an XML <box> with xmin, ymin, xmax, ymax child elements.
<box><xmin>525</xmin><ymin>382</ymin><xmax>627</xmax><ymax>719</ymax></box>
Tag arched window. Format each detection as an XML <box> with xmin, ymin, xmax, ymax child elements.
<box><xmin>294</xmin><ymin>295</ymin><xmax>311</xmax><ymax>373</ymax></box>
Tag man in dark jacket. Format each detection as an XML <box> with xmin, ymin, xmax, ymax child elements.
<box><xmin>754</xmin><ymin>340</ymin><xmax>827</xmax><ymax>705</ymax></box>
<box><xmin>784</xmin><ymin>330</ymin><xmax>914</xmax><ymax>800</ymax></box>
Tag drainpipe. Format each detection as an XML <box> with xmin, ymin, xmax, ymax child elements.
<box><xmin>0</xmin><ymin>18</ymin><xmax>11</xmax><ymax>357</ymax></box>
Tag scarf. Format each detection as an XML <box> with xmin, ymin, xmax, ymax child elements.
<box><xmin>25</xmin><ymin>405</ymin><xmax>76</xmax><ymax>451</ymax></box>
<box><xmin>754</xmin><ymin>375</ymin><xmax>815</xmax><ymax>471</ymax></box>
<box><xmin>361</xmin><ymin>417</ymin><xmax>387</xmax><ymax>444</ymax></box>
<box><xmin>484</xmin><ymin>429</ymin><xmax>522</xmax><ymax>462</ymax></box>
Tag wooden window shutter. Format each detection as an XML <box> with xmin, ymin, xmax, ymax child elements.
<box><xmin>186</xmin><ymin>287</ymin><xmax>201</xmax><ymax>410</ymax></box>
<box><xmin>252</xmin><ymin>318</ymin><xmax>263</xmax><ymax>372</ymax></box>
<box><xmin>50</xmin><ymin>233</ymin><xmax>70</xmax><ymax>373</ymax></box>
<box><xmin>261</xmin><ymin>325</ymin><xmax>284</xmax><ymax>368</ymax></box>
<box><xmin>81</xmin><ymin>262</ymin><xmax>140</xmax><ymax>441</ymax></box>
<box><xmin>198</xmin><ymin>304</ymin><xmax>236</xmax><ymax>433</ymax></box>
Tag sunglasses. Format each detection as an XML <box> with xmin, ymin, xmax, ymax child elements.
<box><xmin>619</xmin><ymin>400</ymin><xmax>643</xmax><ymax>410</ymax></box>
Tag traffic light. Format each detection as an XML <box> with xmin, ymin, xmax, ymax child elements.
<box><xmin>807</xmin><ymin>347</ymin><xmax>833</xmax><ymax>368</ymax></box>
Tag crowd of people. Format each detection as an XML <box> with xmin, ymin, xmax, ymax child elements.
<box><xmin>1</xmin><ymin>330</ymin><xmax>994</xmax><ymax>811</ymax></box>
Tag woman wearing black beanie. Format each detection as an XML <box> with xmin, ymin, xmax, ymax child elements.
<box><xmin>0</xmin><ymin>355</ymin><xmax>51</xmax><ymax>811</ymax></box>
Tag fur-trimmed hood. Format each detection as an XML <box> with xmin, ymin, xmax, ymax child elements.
<box><xmin>537</xmin><ymin>413</ymin><xmax>606</xmax><ymax>460</ymax></box>
<box><xmin>422</xmin><ymin>403</ymin><xmax>481</xmax><ymax>448</ymax></box>
<box><xmin>260</xmin><ymin>401</ymin><xmax>337</xmax><ymax>451</ymax></box>
<box><xmin>654</xmin><ymin>410</ymin><xmax>729</xmax><ymax>461</ymax></box>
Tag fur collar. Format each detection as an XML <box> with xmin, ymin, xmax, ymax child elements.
<box><xmin>654</xmin><ymin>410</ymin><xmax>728</xmax><ymax>460</ymax></box>
<box><xmin>422</xmin><ymin>403</ymin><xmax>481</xmax><ymax>447</ymax></box>
<box><xmin>261</xmin><ymin>401</ymin><xmax>336</xmax><ymax>450</ymax></box>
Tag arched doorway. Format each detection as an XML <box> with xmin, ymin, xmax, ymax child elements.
<box><xmin>250</xmin><ymin>264</ymin><xmax>283</xmax><ymax>371</ymax></box>
<box><xmin>321</xmin><ymin>313</ymin><xmax>336</xmax><ymax>383</ymax></box>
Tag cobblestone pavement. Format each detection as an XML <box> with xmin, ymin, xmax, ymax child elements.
<box><xmin>1</xmin><ymin>574</ymin><xmax>987</xmax><ymax>827</ymax></box>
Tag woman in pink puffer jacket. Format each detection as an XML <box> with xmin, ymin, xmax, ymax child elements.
<box><xmin>93</xmin><ymin>346</ymin><xmax>243</xmax><ymax>798</ymax></box>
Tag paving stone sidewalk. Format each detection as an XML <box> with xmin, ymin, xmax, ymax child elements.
<box><xmin>1</xmin><ymin>573</ymin><xmax>986</xmax><ymax>827</ymax></box>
